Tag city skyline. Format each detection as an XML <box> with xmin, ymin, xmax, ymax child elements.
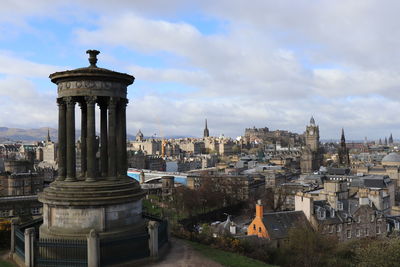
<box><xmin>1</xmin><ymin>1</ymin><xmax>400</xmax><ymax>139</ymax></box>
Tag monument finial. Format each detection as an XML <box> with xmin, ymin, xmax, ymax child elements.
<box><xmin>86</xmin><ymin>50</ymin><xmax>100</xmax><ymax>67</ymax></box>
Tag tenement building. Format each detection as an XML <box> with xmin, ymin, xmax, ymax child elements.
<box><xmin>295</xmin><ymin>179</ymin><xmax>388</xmax><ymax>242</ymax></box>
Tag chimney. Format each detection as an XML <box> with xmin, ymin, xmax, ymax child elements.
<box><xmin>256</xmin><ymin>199</ymin><xmax>263</xmax><ymax>219</ymax></box>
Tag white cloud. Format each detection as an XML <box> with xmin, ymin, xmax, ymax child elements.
<box><xmin>0</xmin><ymin>1</ymin><xmax>399</xmax><ymax>139</ymax></box>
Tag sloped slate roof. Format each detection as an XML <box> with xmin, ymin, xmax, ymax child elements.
<box><xmin>382</xmin><ymin>152</ymin><xmax>400</xmax><ymax>163</ymax></box>
<box><xmin>262</xmin><ymin>210</ymin><xmax>309</xmax><ymax>240</ymax></box>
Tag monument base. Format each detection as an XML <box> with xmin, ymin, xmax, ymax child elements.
<box><xmin>38</xmin><ymin>176</ymin><xmax>146</xmax><ymax>240</ymax></box>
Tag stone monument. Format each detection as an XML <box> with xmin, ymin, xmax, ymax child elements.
<box><xmin>38</xmin><ymin>50</ymin><xmax>146</xmax><ymax>240</ymax></box>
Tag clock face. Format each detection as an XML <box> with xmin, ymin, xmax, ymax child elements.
<box><xmin>309</xmin><ymin>129</ymin><xmax>314</xmax><ymax>135</ymax></box>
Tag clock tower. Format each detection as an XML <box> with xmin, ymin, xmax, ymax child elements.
<box><xmin>305</xmin><ymin>116</ymin><xmax>319</xmax><ymax>152</ymax></box>
<box><xmin>301</xmin><ymin>116</ymin><xmax>323</xmax><ymax>173</ymax></box>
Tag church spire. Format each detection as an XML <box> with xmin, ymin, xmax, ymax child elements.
<box><xmin>203</xmin><ymin>118</ymin><xmax>210</xmax><ymax>138</ymax></box>
<box><xmin>46</xmin><ymin>128</ymin><xmax>51</xmax><ymax>142</ymax></box>
<box><xmin>389</xmin><ymin>133</ymin><xmax>394</xmax><ymax>144</ymax></box>
<box><xmin>341</xmin><ymin>128</ymin><xmax>345</xmax><ymax>143</ymax></box>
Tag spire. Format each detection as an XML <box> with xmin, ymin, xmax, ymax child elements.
<box><xmin>310</xmin><ymin>116</ymin><xmax>315</xmax><ymax>126</ymax></box>
<box><xmin>203</xmin><ymin>118</ymin><xmax>210</xmax><ymax>138</ymax></box>
<box><xmin>341</xmin><ymin>128</ymin><xmax>345</xmax><ymax>142</ymax></box>
<box><xmin>389</xmin><ymin>133</ymin><xmax>393</xmax><ymax>144</ymax></box>
<box><xmin>46</xmin><ymin>128</ymin><xmax>51</xmax><ymax>142</ymax></box>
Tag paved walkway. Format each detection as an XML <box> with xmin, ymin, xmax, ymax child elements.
<box><xmin>146</xmin><ymin>238</ymin><xmax>222</xmax><ymax>267</ymax></box>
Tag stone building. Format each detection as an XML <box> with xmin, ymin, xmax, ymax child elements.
<box><xmin>1</xmin><ymin>172</ymin><xmax>43</xmax><ymax>196</ymax></box>
<box><xmin>357</xmin><ymin>152</ymin><xmax>400</xmax><ymax>188</ymax></box>
<box><xmin>179</xmin><ymin>140</ymin><xmax>205</xmax><ymax>155</ymax></box>
<box><xmin>42</xmin><ymin>130</ymin><xmax>57</xmax><ymax>163</ymax></box>
<box><xmin>219</xmin><ymin>138</ymin><xmax>234</xmax><ymax>156</ymax></box>
<box><xmin>187</xmin><ymin>170</ymin><xmax>264</xmax><ymax>201</ymax></box>
<box><xmin>295</xmin><ymin>180</ymin><xmax>389</xmax><ymax>242</ymax></box>
<box><xmin>129</xmin><ymin>136</ymin><xmax>162</xmax><ymax>155</ymax></box>
<box><xmin>4</xmin><ymin>159</ymin><xmax>33</xmax><ymax>174</ymax></box>
<box><xmin>300</xmin><ymin>117</ymin><xmax>323</xmax><ymax>173</ymax></box>
<box><xmin>0</xmin><ymin>195</ymin><xmax>42</xmax><ymax>220</ymax></box>
<box><xmin>145</xmin><ymin>155</ymin><xmax>166</xmax><ymax>171</ymax></box>
<box><xmin>18</xmin><ymin>145</ymin><xmax>36</xmax><ymax>162</ymax></box>
<box><xmin>127</xmin><ymin>150</ymin><xmax>146</xmax><ymax>169</ymax></box>
<box><xmin>244</xmin><ymin>126</ymin><xmax>302</xmax><ymax>147</ymax></box>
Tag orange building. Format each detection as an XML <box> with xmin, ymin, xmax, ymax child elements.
<box><xmin>247</xmin><ymin>200</ymin><xmax>309</xmax><ymax>244</ymax></box>
<box><xmin>247</xmin><ymin>200</ymin><xmax>268</xmax><ymax>238</ymax></box>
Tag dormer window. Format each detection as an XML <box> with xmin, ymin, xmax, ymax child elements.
<box><xmin>337</xmin><ymin>201</ymin><xmax>343</xmax><ymax>211</ymax></box>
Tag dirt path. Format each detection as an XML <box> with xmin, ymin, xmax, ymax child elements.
<box><xmin>146</xmin><ymin>238</ymin><xmax>222</xmax><ymax>267</ymax></box>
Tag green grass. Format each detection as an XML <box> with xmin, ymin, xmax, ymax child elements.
<box><xmin>0</xmin><ymin>259</ymin><xmax>16</xmax><ymax>267</ymax></box>
<box><xmin>185</xmin><ymin>240</ymin><xmax>276</xmax><ymax>267</ymax></box>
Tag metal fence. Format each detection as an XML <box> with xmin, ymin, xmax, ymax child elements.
<box><xmin>15</xmin><ymin>227</ymin><xmax>25</xmax><ymax>259</ymax></box>
<box><xmin>100</xmin><ymin>232</ymin><xmax>150</xmax><ymax>266</ymax></box>
<box><xmin>35</xmin><ymin>238</ymin><xmax>87</xmax><ymax>267</ymax></box>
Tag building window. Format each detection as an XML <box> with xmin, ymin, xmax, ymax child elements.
<box><xmin>371</xmin><ymin>215</ymin><xmax>375</xmax><ymax>222</ymax></box>
<box><xmin>330</xmin><ymin>225</ymin><xmax>334</xmax><ymax>233</ymax></box>
<box><xmin>356</xmin><ymin>229</ymin><xmax>361</xmax><ymax>237</ymax></box>
<box><xmin>253</xmin><ymin>224</ymin><xmax>256</xmax><ymax>230</ymax></box>
<box><xmin>258</xmin><ymin>227</ymin><xmax>262</xmax><ymax>233</ymax></box>
<box><xmin>31</xmin><ymin>208</ymin><xmax>40</xmax><ymax>215</ymax></box>
<box><xmin>0</xmin><ymin>210</ymin><xmax>9</xmax><ymax>217</ymax></box>
<box><xmin>337</xmin><ymin>224</ymin><xmax>342</xmax><ymax>233</ymax></box>
<box><xmin>347</xmin><ymin>230</ymin><xmax>351</xmax><ymax>239</ymax></box>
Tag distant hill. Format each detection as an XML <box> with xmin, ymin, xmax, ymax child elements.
<box><xmin>0</xmin><ymin>127</ymin><xmax>58</xmax><ymax>142</ymax></box>
<box><xmin>0</xmin><ymin>127</ymin><xmax>183</xmax><ymax>142</ymax></box>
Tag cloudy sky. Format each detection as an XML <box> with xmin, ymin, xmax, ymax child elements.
<box><xmin>0</xmin><ymin>0</ymin><xmax>399</xmax><ymax>140</ymax></box>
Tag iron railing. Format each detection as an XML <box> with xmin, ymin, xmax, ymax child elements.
<box><xmin>158</xmin><ymin>220</ymin><xmax>168</xmax><ymax>249</ymax></box>
<box><xmin>35</xmin><ymin>238</ymin><xmax>87</xmax><ymax>267</ymax></box>
<box><xmin>15</xmin><ymin>227</ymin><xmax>25</xmax><ymax>259</ymax></box>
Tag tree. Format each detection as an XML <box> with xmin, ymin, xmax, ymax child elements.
<box><xmin>354</xmin><ymin>238</ymin><xmax>400</xmax><ymax>267</ymax></box>
<box><xmin>279</xmin><ymin>226</ymin><xmax>338</xmax><ymax>267</ymax></box>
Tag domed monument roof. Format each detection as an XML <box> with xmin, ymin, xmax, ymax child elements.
<box><xmin>382</xmin><ymin>152</ymin><xmax>400</xmax><ymax>165</ymax></box>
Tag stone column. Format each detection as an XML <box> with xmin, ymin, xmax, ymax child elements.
<box><xmin>108</xmin><ymin>97</ymin><xmax>118</xmax><ymax>179</ymax></box>
<box><xmin>116</xmin><ymin>102</ymin><xmax>122</xmax><ymax>176</ymax></box>
<box><xmin>65</xmin><ymin>97</ymin><xmax>76</xmax><ymax>182</ymax></box>
<box><xmin>9</xmin><ymin>218</ymin><xmax>19</xmax><ymax>255</ymax></box>
<box><xmin>87</xmin><ymin>229</ymin><xmax>100</xmax><ymax>267</ymax></box>
<box><xmin>86</xmin><ymin>96</ymin><xmax>97</xmax><ymax>182</ymax></box>
<box><xmin>100</xmin><ymin>102</ymin><xmax>108</xmax><ymax>177</ymax></box>
<box><xmin>80</xmin><ymin>102</ymin><xmax>87</xmax><ymax>178</ymax></box>
<box><xmin>56</xmin><ymin>98</ymin><xmax>66</xmax><ymax>181</ymax></box>
<box><xmin>24</xmin><ymin>227</ymin><xmax>35</xmax><ymax>267</ymax></box>
<box><xmin>117</xmin><ymin>99</ymin><xmax>128</xmax><ymax>177</ymax></box>
<box><xmin>148</xmin><ymin>221</ymin><xmax>159</xmax><ymax>259</ymax></box>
